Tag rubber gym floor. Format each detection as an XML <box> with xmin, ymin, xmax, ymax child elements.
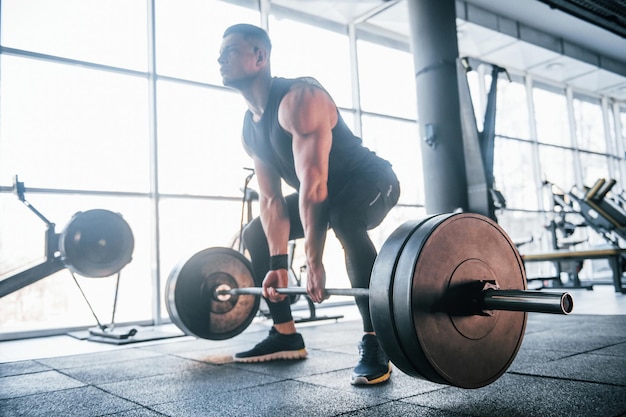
<box><xmin>1</xmin><ymin>285</ymin><xmax>625</xmax><ymax>417</ymax></box>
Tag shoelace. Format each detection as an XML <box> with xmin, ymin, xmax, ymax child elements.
<box><xmin>253</xmin><ymin>329</ymin><xmax>279</xmax><ymax>348</ymax></box>
<box><xmin>359</xmin><ymin>340</ymin><xmax>385</xmax><ymax>363</ymax></box>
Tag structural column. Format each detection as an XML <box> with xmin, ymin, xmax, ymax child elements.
<box><xmin>407</xmin><ymin>0</ymin><xmax>468</xmax><ymax>214</ymax></box>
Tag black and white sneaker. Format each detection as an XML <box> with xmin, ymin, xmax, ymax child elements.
<box><xmin>234</xmin><ymin>327</ymin><xmax>307</xmax><ymax>363</ymax></box>
<box><xmin>351</xmin><ymin>334</ymin><xmax>392</xmax><ymax>385</ymax></box>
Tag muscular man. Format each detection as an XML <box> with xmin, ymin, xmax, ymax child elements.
<box><xmin>218</xmin><ymin>23</ymin><xmax>400</xmax><ymax>385</ymax></box>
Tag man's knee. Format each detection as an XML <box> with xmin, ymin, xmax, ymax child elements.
<box><xmin>330</xmin><ymin>213</ymin><xmax>369</xmax><ymax>243</ymax></box>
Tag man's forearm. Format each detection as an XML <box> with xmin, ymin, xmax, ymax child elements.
<box><xmin>300</xmin><ymin>197</ymin><xmax>328</xmax><ymax>266</ymax></box>
<box><xmin>260</xmin><ymin>195</ymin><xmax>291</xmax><ymax>256</ymax></box>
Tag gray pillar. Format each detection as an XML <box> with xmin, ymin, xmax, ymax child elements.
<box><xmin>407</xmin><ymin>0</ymin><xmax>468</xmax><ymax>214</ymax></box>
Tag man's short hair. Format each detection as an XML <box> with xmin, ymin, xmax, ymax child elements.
<box><xmin>223</xmin><ymin>24</ymin><xmax>272</xmax><ymax>52</ymax></box>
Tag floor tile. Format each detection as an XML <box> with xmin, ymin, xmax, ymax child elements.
<box><xmin>151</xmin><ymin>379</ymin><xmax>387</xmax><ymax>417</ymax></box>
<box><xmin>403</xmin><ymin>373</ymin><xmax>626</xmax><ymax>417</ymax></box>
<box><xmin>0</xmin><ymin>386</ymin><xmax>138</xmax><ymax>417</ymax></box>
<box><xmin>0</xmin><ymin>370</ymin><xmax>85</xmax><ymax>400</ymax></box>
<box><xmin>99</xmin><ymin>364</ymin><xmax>283</xmax><ymax>407</ymax></box>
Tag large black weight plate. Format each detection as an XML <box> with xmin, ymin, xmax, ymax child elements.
<box><xmin>370</xmin><ymin>216</ymin><xmax>437</xmax><ymax>378</ymax></box>
<box><xmin>165</xmin><ymin>247</ymin><xmax>259</xmax><ymax>340</ymax></box>
<box><xmin>391</xmin><ymin>213</ymin><xmax>455</xmax><ymax>382</ymax></box>
<box><xmin>59</xmin><ymin>209</ymin><xmax>134</xmax><ymax>277</ymax></box>
<box><xmin>393</xmin><ymin>213</ymin><xmax>527</xmax><ymax>388</ymax></box>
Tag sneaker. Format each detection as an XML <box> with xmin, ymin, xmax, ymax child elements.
<box><xmin>233</xmin><ymin>327</ymin><xmax>307</xmax><ymax>363</ymax></box>
<box><xmin>350</xmin><ymin>334</ymin><xmax>392</xmax><ymax>385</ymax></box>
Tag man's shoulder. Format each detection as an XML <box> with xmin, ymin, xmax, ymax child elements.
<box><xmin>294</xmin><ymin>76</ymin><xmax>322</xmax><ymax>88</ymax></box>
<box><xmin>274</xmin><ymin>76</ymin><xmax>323</xmax><ymax>90</ymax></box>
<box><xmin>280</xmin><ymin>77</ymin><xmax>332</xmax><ymax>104</ymax></box>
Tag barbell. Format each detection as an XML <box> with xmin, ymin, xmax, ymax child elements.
<box><xmin>213</xmin><ymin>286</ymin><xmax>572</xmax><ymax>314</ymax></box>
<box><xmin>165</xmin><ymin>212</ymin><xmax>574</xmax><ymax>389</ymax></box>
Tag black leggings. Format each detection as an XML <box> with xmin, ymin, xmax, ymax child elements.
<box><xmin>242</xmin><ymin>164</ymin><xmax>400</xmax><ymax>333</ymax></box>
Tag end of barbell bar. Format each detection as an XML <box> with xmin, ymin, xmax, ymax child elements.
<box><xmin>561</xmin><ymin>292</ymin><xmax>574</xmax><ymax>315</ymax></box>
<box><xmin>213</xmin><ymin>284</ymin><xmax>236</xmax><ymax>302</ymax></box>
<box><xmin>482</xmin><ymin>289</ymin><xmax>574</xmax><ymax>315</ymax></box>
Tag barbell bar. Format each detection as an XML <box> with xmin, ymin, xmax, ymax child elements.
<box><xmin>165</xmin><ymin>212</ymin><xmax>576</xmax><ymax>389</ymax></box>
<box><xmin>482</xmin><ymin>288</ymin><xmax>573</xmax><ymax>314</ymax></box>
<box><xmin>215</xmin><ymin>286</ymin><xmax>370</xmax><ymax>298</ymax></box>
<box><xmin>214</xmin><ymin>285</ymin><xmax>573</xmax><ymax>315</ymax></box>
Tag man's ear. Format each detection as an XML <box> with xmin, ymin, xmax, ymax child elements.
<box><xmin>256</xmin><ymin>48</ymin><xmax>268</xmax><ymax>66</ymax></box>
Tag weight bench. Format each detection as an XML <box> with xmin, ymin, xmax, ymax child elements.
<box><xmin>522</xmin><ymin>248</ymin><xmax>626</xmax><ymax>293</ymax></box>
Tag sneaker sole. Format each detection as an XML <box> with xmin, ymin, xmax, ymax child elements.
<box><xmin>350</xmin><ymin>363</ymin><xmax>392</xmax><ymax>386</ymax></box>
<box><xmin>233</xmin><ymin>348</ymin><xmax>308</xmax><ymax>363</ymax></box>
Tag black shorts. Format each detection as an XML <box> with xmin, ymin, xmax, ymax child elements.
<box><xmin>329</xmin><ymin>160</ymin><xmax>401</xmax><ymax>230</ymax></box>
<box><xmin>282</xmin><ymin>161</ymin><xmax>400</xmax><ymax>239</ymax></box>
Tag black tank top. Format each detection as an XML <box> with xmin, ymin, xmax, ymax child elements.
<box><xmin>242</xmin><ymin>77</ymin><xmax>386</xmax><ymax>201</ymax></box>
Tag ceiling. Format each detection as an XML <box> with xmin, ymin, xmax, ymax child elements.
<box><xmin>537</xmin><ymin>0</ymin><xmax>626</xmax><ymax>39</ymax></box>
<box><xmin>269</xmin><ymin>0</ymin><xmax>626</xmax><ymax>102</ymax></box>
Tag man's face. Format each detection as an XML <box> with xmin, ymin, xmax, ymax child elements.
<box><xmin>218</xmin><ymin>33</ymin><xmax>260</xmax><ymax>89</ymax></box>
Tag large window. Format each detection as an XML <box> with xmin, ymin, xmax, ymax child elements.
<box><xmin>468</xmin><ymin>67</ymin><xmax>623</xmax><ymax>266</ymax></box>
<box><xmin>155</xmin><ymin>0</ymin><xmax>259</xmax><ymax>85</ymax></box>
<box><xmin>490</xmin><ymin>74</ymin><xmax>535</xmax><ymax>210</ymax></box>
<box><xmin>494</xmin><ymin>75</ymin><xmax>530</xmax><ymax>140</ymax></box>
<box><xmin>538</xmin><ymin>146</ymin><xmax>576</xmax><ymax>193</ymax></box>
<box><xmin>1</xmin><ymin>0</ymin><xmax>148</xmax><ymax>70</ymax></box>
<box><xmin>357</xmin><ymin>40</ymin><xmax>417</xmax><ymax>120</ymax></box>
<box><xmin>533</xmin><ymin>84</ymin><xmax>571</xmax><ymax>148</ymax></box>
<box><xmin>493</xmin><ymin>139</ymin><xmax>537</xmax><ymax>210</ymax></box>
<box><xmin>156</xmin><ymin>82</ymin><xmax>250</xmax><ymax>196</ymax></box>
<box><xmin>0</xmin><ymin>0</ymin><xmax>264</xmax><ymax>336</ymax></box>
<box><xmin>0</xmin><ymin>55</ymin><xmax>150</xmax><ymax>192</ymax></box>
<box><xmin>573</xmin><ymin>94</ymin><xmax>606</xmax><ymax>154</ymax></box>
<box><xmin>269</xmin><ymin>17</ymin><xmax>353</xmax><ymax>109</ymax></box>
<box><xmin>579</xmin><ymin>152</ymin><xmax>611</xmax><ymax>187</ymax></box>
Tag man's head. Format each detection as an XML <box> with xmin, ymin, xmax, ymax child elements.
<box><xmin>218</xmin><ymin>24</ymin><xmax>272</xmax><ymax>90</ymax></box>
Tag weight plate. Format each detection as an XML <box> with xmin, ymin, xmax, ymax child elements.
<box><xmin>391</xmin><ymin>213</ymin><xmax>455</xmax><ymax>382</ymax></box>
<box><xmin>165</xmin><ymin>247</ymin><xmax>259</xmax><ymax>340</ymax></box>
<box><xmin>59</xmin><ymin>209</ymin><xmax>134</xmax><ymax>278</ymax></box>
<box><xmin>369</xmin><ymin>216</ymin><xmax>436</xmax><ymax>378</ymax></box>
<box><xmin>393</xmin><ymin>213</ymin><xmax>527</xmax><ymax>388</ymax></box>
